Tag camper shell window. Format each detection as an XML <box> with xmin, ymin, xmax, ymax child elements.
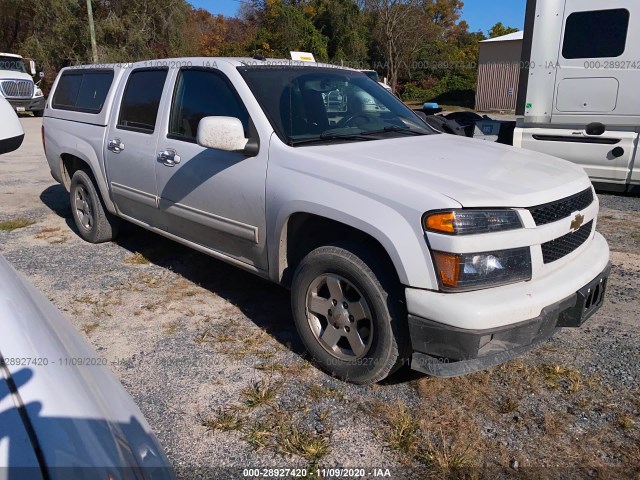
<box><xmin>52</xmin><ymin>70</ymin><xmax>114</xmax><ymax>113</ymax></box>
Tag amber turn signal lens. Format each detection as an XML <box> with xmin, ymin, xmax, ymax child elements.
<box><xmin>432</xmin><ymin>252</ymin><xmax>461</xmax><ymax>288</ymax></box>
<box><xmin>425</xmin><ymin>212</ymin><xmax>456</xmax><ymax>233</ymax></box>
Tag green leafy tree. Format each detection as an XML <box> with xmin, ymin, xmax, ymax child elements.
<box><xmin>312</xmin><ymin>0</ymin><xmax>368</xmax><ymax>62</ymax></box>
<box><xmin>488</xmin><ymin>21</ymin><xmax>519</xmax><ymax>38</ymax></box>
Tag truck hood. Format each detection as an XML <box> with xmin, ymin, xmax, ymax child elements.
<box><xmin>0</xmin><ymin>71</ymin><xmax>33</xmax><ymax>82</ymax></box>
<box><xmin>301</xmin><ymin>134</ymin><xmax>592</xmax><ymax>208</ymax></box>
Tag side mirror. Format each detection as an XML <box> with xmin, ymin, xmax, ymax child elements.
<box><xmin>585</xmin><ymin>122</ymin><xmax>606</xmax><ymax>136</ymax></box>
<box><xmin>197</xmin><ymin>116</ymin><xmax>258</xmax><ymax>156</ymax></box>
<box><xmin>29</xmin><ymin>60</ymin><xmax>36</xmax><ymax>76</ymax></box>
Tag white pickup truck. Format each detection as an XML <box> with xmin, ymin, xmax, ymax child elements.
<box><xmin>43</xmin><ymin>58</ymin><xmax>610</xmax><ymax>384</ymax></box>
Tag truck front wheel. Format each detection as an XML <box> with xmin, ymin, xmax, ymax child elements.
<box><xmin>70</xmin><ymin>170</ymin><xmax>120</xmax><ymax>243</ymax></box>
<box><xmin>291</xmin><ymin>243</ymin><xmax>408</xmax><ymax>384</ymax></box>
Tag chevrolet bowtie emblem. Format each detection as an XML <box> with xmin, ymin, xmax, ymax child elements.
<box><xmin>570</xmin><ymin>214</ymin><xmax>585</xmax><ymax>232</ymax></box>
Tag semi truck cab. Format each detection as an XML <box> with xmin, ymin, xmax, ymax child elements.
<box><xmin>514</xmin><ymin>0</ymin><xmax>640</xmax><ymax>193</ymax></box>
<box><xmin>0</xmin><ymin>53</ymin><xmax>45</xmax><ymax>117</ymax></box>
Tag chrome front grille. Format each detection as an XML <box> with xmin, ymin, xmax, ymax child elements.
<box><xmin>528</xmin><ymin>188</ymin><xmax>594</xmax><ymax>226</ymax></box>
<box><xmin>0</xmin><ymin>80</ymin><xmax>34</xmax><ymax>99</ymax></box>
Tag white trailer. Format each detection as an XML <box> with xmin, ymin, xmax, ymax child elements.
<box><xmin>513</xmin><ymin>0</ymin><xmax>639</xmax><ymax>193</ymax></box>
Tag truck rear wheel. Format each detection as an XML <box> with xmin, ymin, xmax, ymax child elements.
<box><xmin>291</xmin><ymin>243</ymin><xmax>408</xmax><ymax>384</ymax></box>
<box><xmin>70</xmin><ymin>170</ymin><xmax>120</xmax><ymax>243</ymax></box>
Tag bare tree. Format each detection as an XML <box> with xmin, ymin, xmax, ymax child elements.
<box><xmin>362</xmin><ymin>0</ymin><xmax>424</xmax><ymax>92</ymax></box>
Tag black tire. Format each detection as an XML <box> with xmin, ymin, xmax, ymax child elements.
<box><xmin>33</xmin><ymin>110</ymin><xmax>44</xmax><ymax>118</ymax></box>
<box><xmin>70</xmin><ymin>169</ymin><xmax>120</xmax><ymax>243</ymax></box>
<box><xmin>291</xmin><ymin>243</ymin><xmax>409</xmax><ymax>385</ymax></box>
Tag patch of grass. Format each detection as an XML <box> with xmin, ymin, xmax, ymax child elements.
<box><xmin>371</xmin><ymin>402</ymin><xmax>419</xmax><ymax>456</ymax></box>
<box><xmin>81</xmin><ymin>322</ymin><xmax>99</xmax><ymax>336</ymax></box>
<box><xmin>163</xmin><ymin>277</ymin><xmax>202</xmax><ymax>301</ymax></box>
<box><xmin>244</xmin><ymin>420</ymin><xmax>272</xmax><ymax>450</ymax></box>
<box><xmin>542</xmin><ymin>411</ymin><xmax>568</xmax><ymax>437</ymax></box>
<box><xmin>138</xmin><ymin>302</ymin><xmax>158</xmax><ymax>312</ymax></box>
<box><xmin>541</xmin><ymin>364</ymin><xmax>583</xmax><ymax>393</ymax></box>
<box><xmin>242</xmin><ymin>378</ymin><xmax>281</xmax><ymax>408</ymax></box>
<box><xmin>255</xmin><ymin>359</ymin><xmax>312</xmax><ymax>377</ymax></box>
<box><xmin>34</xmin><ymin>226</ymin><xmax>67</xmax><ymax>243</ymax></box>
<box><xmin>208</xmin><ymin>328</ymin><xmax>277</xmax><ymax>360</ymax></box>
<box><xmin>213</xmin><ymin>332</ymin><xmax>236</xmax><ymax>343</ymax></box>
<box><xmin>388</xmin><ymin>405</ymin><xmax>420</xmax><ymax>455</ymax></box>
<box><xmin>498</xmin><ymin>395</ymin><xmax>519</xmax><ymax>414</ymax></box>
<box><xmin>163</xmin><ymin>320</ymin><xmax>181</xmax><ymax>335</ymax></box>
<box><xmin>618</xmin><ymin>415</ymin><xmax>635</xmax><ymax>432</ymax></box>
<box><xmin>73</xmin><ymin>292</ymin><xmax>123</xmax><ymax>317</ymax></box>
<box><xmin>420</xmin><ymin>425</ymin><xmax>481</xmax><ymax>477</ymax></box>
<box><xmin>307</xmin><ymin>383</ymin><xmax>344</xmax><ymax>402</ymax></box>
<box><xmin>124</xmin><ymin>252</ymin><xmax>150</xmax><ymax>265</ymax></box>
<box><xmin>275</xmin><ymin>422</ymin><xmax>331</xmax><ymax>462</ymax></box>
<box><xmin>316</xmin><ymin>408</ymin><xmax>330</xmax><ymax>423</ymax></box>
<box><xmin>0</xmin><ymin>218</ymin><xmax>35</xmax><ymax>231</ymax></box>
<box><xmin>194</xmin><ymin>329</ymin><xmax>213</xmax><ymax>344</ymax></box>
<box><xmin>138</xmin><ymin>274</ymin><xmax>161</xmax><ymax>288</ymax></box>
<box><xmin>202</xmin><ymin>407</ymin><xmax>244</xmax><ymax>432</ymax></box>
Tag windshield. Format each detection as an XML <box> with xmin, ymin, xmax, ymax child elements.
<box><xmin>238</xmin><ymin>66</ymin><xmax>433</xmax><ymax>146</ymax></box>
<box><xmin>0</xmin><ymin>56</ymin><xmax>26</xmax><ymax>73</ymax></box>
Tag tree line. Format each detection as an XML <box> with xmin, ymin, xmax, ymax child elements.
<box><xmin>0</xmin><ymin>0</ymin><xmax>517</xmax><ymax>102</ymax></box>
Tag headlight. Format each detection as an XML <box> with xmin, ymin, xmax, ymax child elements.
<box><xmin>34</xmin><ymin>87</ymin><xmax>43</xmax><ymax>97</ymax></box>
<box><xmin>432</xmin><ymin>247</ymin><xmax>532</xmax><ymax>292</ymax></box>
<box><xmin>424</xmin><ymin>210</ymin><xmax>522</xmax><ymax>235</ymax></box>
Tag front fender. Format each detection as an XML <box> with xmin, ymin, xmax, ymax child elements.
<box><xmin>267</xmin><ymin>178</ymin><xmax>440</xmax><ymax>290</ymax></box>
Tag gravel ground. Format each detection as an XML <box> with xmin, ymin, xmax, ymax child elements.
<box><xmin>1</xmin><ymin>117</ymin><xmax>638</xmax><ymax>479</ymax></box>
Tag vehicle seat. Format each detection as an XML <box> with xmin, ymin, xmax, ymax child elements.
<box><xmin>280</xmin><ymin>86</ymin><xmax>307</xmax><ymax>137</ymax></box>
<box><xmin>301</xmin><ymin>90</ymin><xmax>329</xmax><ymax>134</ymax></box>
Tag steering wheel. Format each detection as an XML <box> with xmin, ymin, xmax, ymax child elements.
<box><xmin>336</xmin><ymin>114</ymin><xmax>372</xmax><ymax>128</ymax></box>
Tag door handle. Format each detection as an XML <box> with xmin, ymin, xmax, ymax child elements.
<box><xmin>611</xmin><ymin>147</ymin><xmax>625</xmax><ymax>158</ymax></box>
<box><xmin>108</xmin><ymin>138</ymin><xmax>125</xmax><ymax>153</ymax></box>
<box><xmin>158</xmin><ymin>149</ymin><xmax>181</xmax><ymax>167</ymax></box>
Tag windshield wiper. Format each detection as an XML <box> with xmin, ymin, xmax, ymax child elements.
<box><xmin>289</xmin><ymin>126</ymin><xmax>426</xmax><ymax>146</ymax></box>
<box><xmin>290</xmin><ymin>133</ymin><xmax>378</xmax><ymax>146</ymax></box>
<box><xmin>359</xmin><ymin>125</ymin><xmax>426</xmax><ymax>136</ymax></box>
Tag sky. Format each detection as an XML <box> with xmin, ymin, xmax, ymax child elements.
<box><xmin>188</xmin><ymin>0</ymin><xmax>528</xmax><ymax>34</ymax></box>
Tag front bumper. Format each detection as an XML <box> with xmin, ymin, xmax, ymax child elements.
<box><xmin>5</xmin><ymin>95</ymin><xmax>45</xmax><ymax>112</ymax></box>
<box><xmin>406</xmin><ymin>232</ymin><xmax>610</xmax><ymax>377</ymax></box>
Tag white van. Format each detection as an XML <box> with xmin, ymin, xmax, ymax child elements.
<box><xmin>514</xmin><ymin>0</ymin><xmax>639</xmax><ymax>193</ymax></box>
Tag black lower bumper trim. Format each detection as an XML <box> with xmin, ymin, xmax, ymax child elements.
<box><xmin>0</xmin><ymin>133</ymin><xmax>24</xmax><ymax>155</ymax></box>
<box><xmin>409</xmin><ymin>263</ymin><xmax>611</xmax><ymax>377</ymax></box>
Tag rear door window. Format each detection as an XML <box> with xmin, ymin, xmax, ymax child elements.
<box><xmin>562</xmin><ymin>9</ymin><xmax>630</xmax><ymax>59</ymax></box>
<box><xmin>117</xmin><ymin>69</ymin><xmax>168</xmax><ymax>134</ymax></box>
<box><xmin>52</xmin><ymin>70</ymin><xmax>114</xmax><ymax>113</ymax></box>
